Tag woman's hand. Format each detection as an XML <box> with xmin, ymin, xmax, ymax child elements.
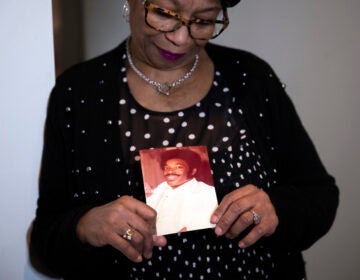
<box><xmin>210</xmin><ymin>184</ymin><xmax>278</xmax><ymax>248</ymax></box>
<box><xmin>76</xmin><ymin>196</ymin><xmax>167</xmax><ymax>263</ymax></box>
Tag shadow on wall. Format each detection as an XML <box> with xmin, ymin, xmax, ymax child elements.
<box><xmin>52</xmin><ymin>0</ymin><xmax>84</xmax><ymax>77</ymax></box>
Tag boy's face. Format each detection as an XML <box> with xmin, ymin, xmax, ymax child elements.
<box><xmin>163</xmin><ymin>158</ymin><xmax>196</xmax><ymax>188</ymax></box>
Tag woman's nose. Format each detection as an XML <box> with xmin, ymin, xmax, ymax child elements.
<box><xmin>164</xmin><ymin>25</ymin><xmax>191</xmax><ymax>45</ymax></box>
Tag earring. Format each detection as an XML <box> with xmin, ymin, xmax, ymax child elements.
<box><xmin>122</xmin><ymin>0</ymin><xmax>130</xmax><ymax>22</ymax></box>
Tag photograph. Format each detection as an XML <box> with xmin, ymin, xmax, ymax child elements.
<box><xmin>140</xmin><ymin>146</ymin><xmax>218</xmax><ymax>235</ymax></box>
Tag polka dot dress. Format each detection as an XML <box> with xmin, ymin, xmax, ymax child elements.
<box><xmin>115</xmin><ymin>52</ymin><xmax>277</xmax><ymax>279</ymax></box>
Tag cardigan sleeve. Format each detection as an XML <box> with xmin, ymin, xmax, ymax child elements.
<box><xmin>206</xmin><ymin>43</ymin><xmax>339</xmax><ymax>252</ymax></box>
<box><xmin>30</xmin><ymin>45</ymin><xmax>132</xmax><ymax>277</ymax></box>
<box><xmin>259</xmin><ymin>66</ymin><xmax>340</xmax><ymax>252</ymax></box>
<box><xmin>29</xmin><ymin>81</ymin><xmax>104</xmax><ymax>276</ymax></box>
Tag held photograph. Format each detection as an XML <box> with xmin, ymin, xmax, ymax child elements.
<box><xmin>139</xmin><ymin>146</ymin><xmax>218</xmax><ymax>236</ymax></box>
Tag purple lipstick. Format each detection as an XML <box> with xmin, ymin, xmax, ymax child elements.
<box><xmin>158</xmin><ymin>48</ymin><xmax>185</xmax><ymax>61</ymax></box>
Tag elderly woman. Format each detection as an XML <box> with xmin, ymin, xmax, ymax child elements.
<box><xmin>30</xmin><ymin>0</ymin><xmax>339</xmax><ymax>279</ymax></box>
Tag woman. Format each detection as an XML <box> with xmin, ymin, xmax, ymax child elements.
<box><xmin>30</xmin><ymin>0</ymin><xmax>339</xmax><ymax>279</ymax></box>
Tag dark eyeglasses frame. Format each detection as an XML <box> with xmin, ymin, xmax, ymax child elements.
<box><xmin>142</xmin><ymin>0</ymin><xmax>230</xmax><ymax>40</ymax></box>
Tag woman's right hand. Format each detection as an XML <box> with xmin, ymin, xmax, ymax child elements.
<box><xmin>76</xmin><ymin>195</ymin><xmax>167</xmax><ymax>262</ymax></box>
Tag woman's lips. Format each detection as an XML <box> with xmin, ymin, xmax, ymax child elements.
<box><xmin>158</xmin><ymin>48</ymin><xmax>185</xmax><ymax>61</ymax></box>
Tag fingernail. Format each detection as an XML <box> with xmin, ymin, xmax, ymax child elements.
<box><xmin>144</xmin><ymin>252</ymin><xmax>152</xmax><ymax>259</ymax></box>
<box><xmin>211</xmin><ymin>215</ymin><xmax>219</xmax><ymax>223</ymax></box>
<box><xmin>215</xmin><ymin>227</ymin><xmax>223</xmax><ymax>236</ymax></box>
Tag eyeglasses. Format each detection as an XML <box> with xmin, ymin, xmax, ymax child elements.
<box><xmin>143</xmin><ymin>0</ymin><xmax>229</xmax><ymax>40</ymax></box>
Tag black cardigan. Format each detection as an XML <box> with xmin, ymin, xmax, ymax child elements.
<box><xmin>30</xmin><ymin>41</ymin><xmax>339</xmax><ymax>279</ymax></box>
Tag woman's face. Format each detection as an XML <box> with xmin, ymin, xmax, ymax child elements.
<box><xmin>162</xmin><ymin>158</ymin><xmax>196</xmax><ymax>188</ymax></box>
<box><xmin>128</xmin><ymin>0</ymin><xmax>223</xmax><ymax>71</ymax></box>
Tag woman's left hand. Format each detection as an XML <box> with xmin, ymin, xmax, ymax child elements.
<box><xmin>210</xmin><ymin>184</ymin><xmax>278</xmax><ymax>248</ymax></box>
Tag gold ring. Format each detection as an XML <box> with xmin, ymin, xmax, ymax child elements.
<box><xmin>251</xmin><ymin>210</ymin><xmax>261</xmax><ymax>225</ymax></box>
<box><xmin>122</xmin><ymin>228</ymin><xmax>135</xmax><ymax>241</ymax></box>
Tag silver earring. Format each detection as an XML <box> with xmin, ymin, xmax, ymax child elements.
<box><xmin>122</xmin><ymin>0</ymin><xmax>130</xmax><ymax>22</ymax></box>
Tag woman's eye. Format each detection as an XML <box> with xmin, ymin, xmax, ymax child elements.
<box><xmin>154</xmin><ymin>9</ymin><xmax>174</xmax><ymax>19</ymax></box>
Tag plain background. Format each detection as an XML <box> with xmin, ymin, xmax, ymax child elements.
<box><xmin>1</xmin><ymin>0</ymin><xmax>359</xmax><ymax>279</ymax></box>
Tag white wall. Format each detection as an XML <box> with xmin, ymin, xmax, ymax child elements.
<box><xmin>0</xmin><ymin>1</ymin><xmax>55</xmax><ymax>279</ymax></box>
<box><xmin>81</xmin><ymin>1</ymin><xmax>360</xmax><ymax>279</ymax></box>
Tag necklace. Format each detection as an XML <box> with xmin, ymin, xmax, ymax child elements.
<box><xmin>126</xmin><ymin>39</ymin><xmax>199</xmax><ymax>96</ymax></box>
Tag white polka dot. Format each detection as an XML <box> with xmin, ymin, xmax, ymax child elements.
<box><xmin>168</xmin><ymin>128</ymin><xmax>175</xmax><ymax>134</ymax></box>
<box><xmin>144</xmin><ymin>133</ymin><xmax>151</xmax><ymax>139</ymax></box>
<box><xmin>212</xmin><ymin>147</ymin><xmax>219</xmax><ymax>152</ymax></box>
<box><xmin>119</xmin><ymin>99</ymin><xmax>126</xmax><ymax>105</ymax></box>
<box><xmin>188</xmin><ymin>134</ymin><xmax>195</xmax><ymax>140</ymax></box>
<box><xmin>163</xmin><ymin>140</ymin><xmax>169</xmax><ymax>146</ymax></box>
<box><xmin>181</xmin><ymin>122</ymin><xmax>188</xmax><ymax>127</ymax></box>
<box><xmin>207</xmin><ymin>124</ymin><xmax>214</xmax><ymax>130</ymax></box>
<box><xmin>130</xmin><ymin>108</ymin><xmax>136</xmax><ymax>114</ymax></box>
<box><xmin>214</xmin><ymin>102</ymin><xmax>222</xmax><ymax>107</ymax></box>
<box><xmin>199</xmin><ymin>112</ymin><xmax>206</xmax><ymax>118</ymax></box>
<box><xmin>163</xmin><ymin>117</ymin><xmax>170</xmax><ymax>123</ymax></box>
<box><xmin>144</xmin><ymin>114</ymin><xmax>150</xmax><ymax>120</ymax></box>
<box><xmin>125</xmin><ymin>131</ymin><xmax>131</xmax><ymax>137</ymax></box>
<box><xmin>176</xmin><ymin>143</ymin><xmax>183</xmax><ymax>147</ymax></box>
<box><xmin>222</xmin><ymin>137</ymin><xmax>229</xmax><ymax>142</ymax></box>
<box><xmin>178</xmin><ymin>111</ymin><xmax>184</xmax><ymax>117</ymax></box>
<box><xmin>223</xmin><ymin>87</ymin><xmax>229</xmax><ymax>92</ymax></box>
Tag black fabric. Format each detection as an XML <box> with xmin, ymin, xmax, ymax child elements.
<box><xmin>30</xmin><ymin>41</ymin><xmax>339</xmax><ymax>279</ymax></box>
<box><xmin>223</xmin><ymin>0</ymin><xmax>242</xmax><ymax>8</ymax></box>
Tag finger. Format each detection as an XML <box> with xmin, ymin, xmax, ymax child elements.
<box><xmin>211</xmin><ymin>185</ymin><xmax>257</xmax><ymax>224</ymax></box>
<box><xmin>213</xmin><ymin>197</ymin><xmax>252</xmax><ymax>236</ymax></box>
<box><xmin>224</xmin><ymin>210</ymin><xmax>255</xmax><ymax>239</ymax></box>
<box><xmin>238</xmin><ymin>213</ymin><xmax>278</xmax><ymax>248</ymax></box>
<box><xmin>238</xmin><ymin>224</ymin><xmax>266</xmax><ymax>248</ymax></box>
<box><xmin>107</xmin><ymin>232</ymin><xmax>143</xmax><ymax>263</ymax></box>
<box><xmin>120</xmin><ymin>215</ymin><xmax>155</xmax><ymax>259</ymax></box>
<box><xmin>152</xmin><ymin>235</ymin><xmax>167</xmax><ymax>247</ymax></box>
<box><xmin>122</xmin><ymin>226</ymin><xmax>148</xmax><ymax>258</ymax></box>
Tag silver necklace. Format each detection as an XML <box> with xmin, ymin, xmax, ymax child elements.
<box><xmin>126</xmin><ymin>39</ymin><xmax>199</xmax><ymax>96</ymax></box>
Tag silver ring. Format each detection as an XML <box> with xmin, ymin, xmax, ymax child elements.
<box><xmin>251</xmin><ymin>210</ymin><xmax>261</xmax><ymax>225</ymax></box>
<box><xmin>122</xmin><ymin>228</ymin><xmax>135</xmax><ymax>241</ymax></box>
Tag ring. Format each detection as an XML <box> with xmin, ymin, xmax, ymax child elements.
<box><xmin>251</xmin><ymin>210</ymin><xmax>261</xmax><ymax>225</ymax></box>
<box><xmin>122</xmin><ymin>228</ymin><xmax>135</xmax><ymax>241</ymax></box>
